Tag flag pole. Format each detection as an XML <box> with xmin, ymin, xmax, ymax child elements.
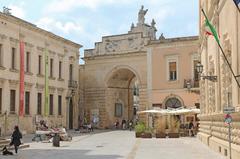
<box><xmin>201</xmin><ymin>9</ymin><xmax>240</xmax><ymax>88</ymax></box>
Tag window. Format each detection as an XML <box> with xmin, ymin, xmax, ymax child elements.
<box><xmin>69</xmin><ymin>64</ymin><xmax>73</xmax><ymax>81</ymax></box>
<box><xmin>49</xmin><ymin>94</ymin><xmax>53</xmax><ymax>115</ymax></box>
<box><xmin>26</xmin><ymin>52</ymin><xmax>30</xmax><ymax>72</ymax></box>
<box><xmin>38</xmin><ymin>55</ymin><xmax>42</xmax><ymax>75</ymax></box>
<box><xmin>115</xmin><ymin>103</ymin><xmax>122</xmax><ymax>117</ymax></box>
<box><xmin>59</xmin><ymin>61</ymin><xmax>62</xmax><ymax>79</ymax></box>
<box><xmin>25</xmin><ymin>91</ymin><xmax>30</xmax><ymax>115</ymax></box>
<box><xmin>193</xmin><ymin>60</ymin><xmax>199</xmax><ymax>81</ymax></box>
<box><xmin>50</xmin><ymin>58</ymin><xmax>53</xmax><ymax>77</ymax></box>
<box><xmin>165</xmin><ymin>97</ymin><xmax>182</xmax><ymax>109</ymax></box>
<box><xmin>11</xmin><ymin>47</ymin><xmax>16</xmax><ymax>69</ymax></box>
<box><xmin>37</xmin><ymin>93</ymin><xmax>42</xmax><ymax>115</ymax></box>
<box><xmin>169</xmin><ymin>61</ymin><xmax>177</xmax><ymax>81</ymax></box>
<box><xmin>0</xmin><ymin>88</ymin><xmax>2</xmax><ymax>113</ymax></box>
<box><xmin>0</xmin><ymin>44</ymin><xmax>2</xmax><ymax>66</ymax></box>
<box><xmin>58</xmin><ymin>95</ymin><xmax>62</xmax><ymax>115</ymax></box>
<box><xmin>10</xmin><ymin>90</ymin><xmax>16</xmax><ymax>113</ymax></box>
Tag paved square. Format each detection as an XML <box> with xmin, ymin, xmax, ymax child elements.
<box><xmin>1</xmin><ymin>131</ymin><xmax>226</xmax><ymax>159</ymax></box>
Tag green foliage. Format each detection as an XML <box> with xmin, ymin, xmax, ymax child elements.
<box><xmin>144</xmin><ymin>127</ymin><xmax>153</xmax><ymax>133</ymax></box>
<box><xmin>135</xmin><ymin>122</ymin><xmax>146</xmax><ymax>133</ymax></box>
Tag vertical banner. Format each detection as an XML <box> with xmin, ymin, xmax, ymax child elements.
<box><xmin>19</xmin><ymin>41</ymin><xmax>24</xmax><ymax>116</ymax></box>
<box><xmin>44</xmin><ymin>48</ymin><xmax>49</xmax><ymax>116</ymax></box>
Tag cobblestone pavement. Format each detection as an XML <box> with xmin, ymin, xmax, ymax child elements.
<box><xmin>1</xmin><ymin>130</ymin><xmax>226</xmax><ymax>159</ymax></box>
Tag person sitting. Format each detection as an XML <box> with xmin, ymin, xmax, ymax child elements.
<box><xmin>114</xmin><ymin>119</ymin><xmax>119</xmax><ymax>129</ymax></box>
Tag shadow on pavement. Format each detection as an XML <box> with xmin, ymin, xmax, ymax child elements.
<box><xmin>0</xmin><ymin>149</ymin><xmax>123</xmax><ymax>159</ymax></box>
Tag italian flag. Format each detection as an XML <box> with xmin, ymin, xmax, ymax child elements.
<box><xmin>205</xmin><ymin>17</ymin><xmax>220</xmax><ymax>44</ymax></box>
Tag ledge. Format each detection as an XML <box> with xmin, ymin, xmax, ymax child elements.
<box><xmin>9</xmin><ymin>68</ymin><xmax>19</xmax><ymax>73</ymax></box>
<box><xmin>25</xmin><ymin>72</ymin><xmax>33</xmax><ymax>76</ymax></box>
<box><xmin>0</xmin><ymin>66</ymin><xmax>6</xmax><ymax>70</ymax></box>
<box><xmin>49</xmin><ymin>77</ymin><xmax>56</xmax><ymax>80</ymax></box>
<box><xmin>37</xmin><ymin>74</ymin><xmax>44</xmax><ymax>78</ymax></box>
<box><xmin>58</xmin><ymin>78</ymin><xmax>64</xmax><ymax>82</ymax></box>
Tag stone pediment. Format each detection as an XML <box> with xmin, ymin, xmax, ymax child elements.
<box><xmin>85</xmin><ymin>32</ymin><xmax>149</xmax><ymax>57</ymax></box>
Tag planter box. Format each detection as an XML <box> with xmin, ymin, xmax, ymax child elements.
<box><xmin>141</xmin><ymin>133</ymin><xmax>152</xmax><ymax>138</ymax></box>
<box><xmin>156</xmin><ymin>132</ymin><xmax>166</xmax><ymax>138</ymax></box>
<box><xmin>168</xmin><ymin>133</ymin><xmax>180</xmax><ymax>138</ymax></box>
<box><xmin>135</xmin><ymin>132</ymin><xmax>142</xmax><ymax>138</ymax></box>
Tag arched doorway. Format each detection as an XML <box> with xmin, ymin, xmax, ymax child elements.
<box><xmin>105</xmin><ymin>67</ymin><xmax>140</xmax><ymax>127</ymax></box>
<box><xmin>163</xmin><ymin>95</ymin><xmax>184</xmax><ymax>131</ymax></box>
<box><xmin>69</xmin><ymin>98</ymin><xmax>73</xmax><ymax>129</ymax></box>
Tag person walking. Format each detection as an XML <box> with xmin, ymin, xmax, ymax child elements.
<box><xmin>10</xmin><ymin>126</ymin><xmax>22</xmax><ymax>154</ymax></box>
<box><xmin>188</xmin><ymin>120</ymin><xmax>194</xmax><ymax>137</ymax></box>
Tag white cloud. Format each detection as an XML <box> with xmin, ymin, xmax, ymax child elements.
<box><xmin>45</xmin><ymin>0</ymin><xmax>131</xmax><ymax>13</ymax></box>
<box><xmin>9</xmin><ymin>4</ymin><xmax>25</xmax><ymax>18</ymax></box>
<box><xmin>36</xmin><ymin>17</ymin><xmax>84</xmax><ymax>34</ymax></box>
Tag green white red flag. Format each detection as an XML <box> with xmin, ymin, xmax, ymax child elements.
<box><xmin>203</xmin><ymin>12</ymin><xmax>220</xmax><ymax>44</ymax></box>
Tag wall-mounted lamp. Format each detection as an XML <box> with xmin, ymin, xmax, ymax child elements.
<box><xmin>196</xmin><ymin>62</ymin><xmax>217</xmax><ymax>82</ymax></box>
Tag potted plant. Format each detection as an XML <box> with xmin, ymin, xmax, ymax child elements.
<box><xmin>156</xmin><ymin>130</ymin><xmax>166</xmax><ymax>138</ymax></box>
<box><xmin>141</xmin><ymin>128</ymin><xmax>153</xmax><ymax>138</ymax></box>
<box><xmin>134</xmin><ymin>122</ymin><xmax>145</xmax><ymax>138</ymax></box>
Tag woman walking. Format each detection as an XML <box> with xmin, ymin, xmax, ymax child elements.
<box><xmin>10</xmin><ymin>126</ymin><xmax>22</xmax><ymax>154</ymax></box>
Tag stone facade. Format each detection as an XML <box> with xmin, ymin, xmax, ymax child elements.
<box><xmin>147</xmin><ymin>36</ymin><xmax>200</xmax><ymax>132</ymax></box>
<box><xmin>79</xmin><ymin>6</ymin><xmax>200</xmax><ymax>129</ymax></box>
<box><xmin>198</xmin><ymin>0</ymin><xmax>240</xmax><ymax>158</ymax></box>
<box><xmin>80</xmin><ymin>7</ymin><xmax>156</xmax><ymax>128</ymax></box>
<box><xmin>0</xmin><ymin>12</ymin><xmax>81</xmax><ymax>135</ymax></box>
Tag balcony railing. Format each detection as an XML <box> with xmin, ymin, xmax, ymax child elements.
<box><xmin>68</xmin><ymin>80</ymin><xmax>78</xmax><ymax>89</ymax></box>
<box><xmin>184</xmin><ymin>79</ymin><xmax>199</xmax><ymax>88</ymax></box>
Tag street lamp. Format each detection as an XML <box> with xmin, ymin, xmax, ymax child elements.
<box><xmin>196</xmin><ymin>62</ymin><xmax>217</xmax><ymax>82</ymax></box>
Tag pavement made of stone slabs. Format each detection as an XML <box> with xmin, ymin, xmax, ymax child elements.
<box><xmin>0</xmin><ymin>130</ymin><xmax>226</xmax><ymax>159</ymax></box>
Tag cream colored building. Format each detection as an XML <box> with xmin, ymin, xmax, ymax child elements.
<box><xmin>198</xmin><ymin>0</ymin><xmax>240</xmax><ymax>158</ymax></box>
<box><xmin>147</xmin><ymin>36</ymin><xmax>200</xmax><ymax>132</ymax></box>
<box><xmin>0</xmin><ymin>11</ymin><xmax>81</xmax><ymax>135</ymax></box>
<box><xmin>79</xmin><ymin>6</ymin><xmax>200</xmax><ymax>129</ymax></box>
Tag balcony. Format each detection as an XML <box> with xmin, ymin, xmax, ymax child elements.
<box><xmin>184</xmin><ymin>79</ymin><xmax>199</xmax><ymax>89</ymax></box>
<box><xmin>68</xmin><ymin>80</ymin><xmax>78</xmax><ymax>89</ymax></box>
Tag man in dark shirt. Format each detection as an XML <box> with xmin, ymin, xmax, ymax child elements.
<box><xmin>189</xmin><ymin>120</ymin><xmax>194</xmax><ymax>136</ymax></box>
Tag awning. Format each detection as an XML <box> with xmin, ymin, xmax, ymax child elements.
<box><xmin>137</xmin><ymin>107</ymin><xmax>200</xmax><ymax>115</ymax></box>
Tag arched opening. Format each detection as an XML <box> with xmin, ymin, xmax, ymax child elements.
<box><xmin>165</xmin><ymin>97</ymin><xmax>182</xmax><ymax>109</ymax></box>
<box><xmin>162</xmin><ymin>95</ymin><xmax>184</xmax><ymax>131</ymax></box>
<box><xmin>105</xmin><ymin>68</ymin><xmax>139</xmax><ymax>127</ymax></box>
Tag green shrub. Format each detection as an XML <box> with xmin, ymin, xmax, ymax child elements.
<box><xmin>144</xmin><ymin>127</ymin><xmax>153</xmax><ymax>134</ymax></box>
<box><xmin>135</xmin><ymin>122</ymin><xmax>146</xmax><ymax>133</ymax></box>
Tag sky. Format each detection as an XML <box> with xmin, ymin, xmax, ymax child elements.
<box><xmin>0</xmin><ymin>0</ymin><xmax>199</xmax><ymax>62</ymax></box>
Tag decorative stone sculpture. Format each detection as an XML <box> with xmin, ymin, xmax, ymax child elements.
<box><xmin>138</xmin><ymin>5</ymin><xmax>148</xmax><ymax>25</ymax></box>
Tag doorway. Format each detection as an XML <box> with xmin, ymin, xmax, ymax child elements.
<box><xmin>69</xmin><ymin>98</ymin><xmax>73</xmax><ymax>129</ymax></box>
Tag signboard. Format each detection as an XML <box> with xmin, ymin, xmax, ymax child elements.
<box><xmin>223</xmin><ymin>107</ymin><xmax>235</xmax><ymax>114</ymax></box>
<box><xmin>224</xmin><ymin>114</ymin><xmax>232</xmax><ymax>124</ymax></box>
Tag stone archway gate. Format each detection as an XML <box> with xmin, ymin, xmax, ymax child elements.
<box><xmin>79</xmin><ymin>32</ymin><xmax>150</xmax><ymax>128</ymax></box>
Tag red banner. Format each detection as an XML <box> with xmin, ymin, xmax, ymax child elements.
<box><xmin>19</xmin><ymin>41</ymin><xmax>24</xmax><ymax>116</ymax></box>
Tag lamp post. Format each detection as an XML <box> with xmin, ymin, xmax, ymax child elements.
<box><xmin>196</xmin><ymin>62</ymin><xmax>217</xmax><ymax>82</ymax></box>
